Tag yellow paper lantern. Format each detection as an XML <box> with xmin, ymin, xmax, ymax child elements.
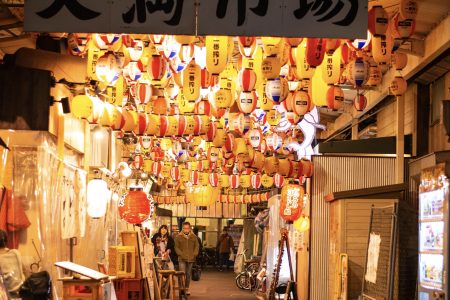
<box><xmin>206</xmin><ymin>36</ymin><xmax>229</xmax><ymax>75</ymax></box>
<box><xmin>261</xmin><ymin>56</ymin><xmax>281</xmax><ymax>80</ymax></box>
<box><xmin>311</xmin><ymin>66</ymin><xmax>328</xmax><ymax>106</ymax></box>
<box><xmin>178</xmin><ymin>91</ymin><xmax>196</xmax><ymax>113</ymax></box>
<box><xmin>257</xmin><ymin>80</ymin><xmax>274</xmax><ymax>111</ymax></box>
<box><xmin>372</xmin><ymin>34</ymin><xmax>393</xmax><ymax>65</ymax></box>
<box><xmin>294</xmin><ymin>215</ymin><xmax>310</xmax><ymax>232</ymax></box>
<box><xmin>261</xmin><ymin>174</ymin><xmax>274</xmax><ymax>188</ymax></box>
<box><xmin>175</xmin><ymin>35</ymin><xmax>195</xmax><ymax>45</ymax></box>
<box><xmin>71</xmin><ymin>95</ymin><xmax>93</xmax><ymax>119</ymax></box>
<box><xmin>239</xmin><ymin>174</ymin><xmax>251</xmax><ymax>188</ymax></box>
<box><xmin>295</xmin><ymin>40</ymin><xmax>315</xmax><ymax>79</ymax></box>
<box><xmin>261</xmin><ymin>37</ymin><xmax>282</xmax><ymax>57</ymax></box>
<box><xmin>219</xmin><ymin>174</ymin><xmax>230</xmax><ymax>188</ymax></box>
<box><xmin>321</xmin><ymin>47</ymin><xmax>342</xmax><ymax>85</ymax></box>
<box><xmin>182</xmin><ymin>59</ymin><xmax>201</xmax><ymax>101</ymax></box>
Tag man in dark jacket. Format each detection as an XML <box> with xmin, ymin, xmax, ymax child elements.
<box><xmin>175</xmin><ymin>222</ymin><xmax>199</xmax><ymax>295</ymax></box>
<box><xmin>216</xmin><ymin>228</ymin><xmax>234</xmax><ymax>271</ymax></box>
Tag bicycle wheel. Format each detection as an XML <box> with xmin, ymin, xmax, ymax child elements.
<box><xmin>247</xmin><ymin>262</ymin><xmax>260</xmax><ymax>274</ymax></box>
<box><xmin>235</xmin><ymin>273</ymin><xmax>251</xmax><ymax>290</ymax></box>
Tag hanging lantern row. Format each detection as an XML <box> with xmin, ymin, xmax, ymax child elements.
<box><xmin>153</xmin><ymin>190</ymin><xmax>272</xmax><ymax>205</ymax></box>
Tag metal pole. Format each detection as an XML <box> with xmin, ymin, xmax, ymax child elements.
<box><xmin>396</xmin><ymin>95</ymin><xmax>405</xmax><ymax>183</ymax></box>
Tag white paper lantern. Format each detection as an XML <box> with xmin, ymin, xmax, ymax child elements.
<box><xmin>87</xmin><ymin>179</ymin><xmax>109</xmax><ymax>218</ymax></box>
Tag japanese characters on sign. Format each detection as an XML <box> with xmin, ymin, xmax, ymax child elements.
<box><xmin>25</xmin><ymin>0</ymin><xmax>367</xmax><ymax>38</ymax></box>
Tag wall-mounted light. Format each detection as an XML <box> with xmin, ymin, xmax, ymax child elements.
<box><xmin>50</xmin><ymin>96</ymin><xmax>71</xmax><ymax>114</ymax></box>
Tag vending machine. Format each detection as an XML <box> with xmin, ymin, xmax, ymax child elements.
<box><xmin>418</xmin><ymin>164</ymin><xmax>449</xmax><ymax>300</ymax></box>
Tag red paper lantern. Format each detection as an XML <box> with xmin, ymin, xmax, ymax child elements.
<box><xmin>251</xmin><ymin>173</ymin><xmax>262</xmax><ymax>189</ymax></box>
<box><xmin>238</xmin><ymin>68</ymin><xmax>257</xmax><ymax>92</ymax></box>
<box><xmin>292</xmin><ymin>90</ymin><xmax>311</xmax><ymax>117</ymax></box>
<box><xmin>392</xmin><ymin>14</ymin><xmax>416</xmax><ymax>39</ymax></box>
<box><xmin>324</xmin><ymin>39</ymin><xmax>341</xmax><ymax>54</ymax></box>
<box><xmin>274</xmin><ymin>173</ymin><xmax>285</xmax><ymax>188</ymax></box>
<box><xmin>118</xmin><ymin>187</ymin><xmax>151</xmax><ymax>224</ymax></box>
<box><xmin>139</xmin><ymin>136</ymin><xmax>153</xmax><ymax>150</ymax></box>
<box><xmin>148</xmin><ymin>55</ymin><xmax>167</xmax><ymax>80</ymax></box>
<box><xmin>230</xmin><ymin>174</ymin><xmax>240</xmax><ymax>189</ymax></box>
<box><xmin>195</xmin><ymin>100</ymin><xmax>212</xmax><ymax>116</ymax></box>
<box><xmin>134</xmin><ymin>113</ymin><xmax>148</xmax><ymax>136</ymax></box>
<box><xmin>152</xmin><ymin>161</ymin><xmax>162</xmax><ymax>176</ymax></box>
<box><xmin>354</xmin><ymin>94</ymin><xmax>368</xmax><ymax>111</ymax></box>
<box><xmin>326</xmin><ymin>86</ymin><xmax>344</xmax><ymax>111</ymax></box>
<box><xmin>280</xmin><ymin>184</ymin><xmax>304</xmax><ymax>223</ymax></box>
<box><xmin>392</xmin><ymin>52</ymin><xmax>408</xmax><ymax>70</ymax></box>
<box><xmin>134</xmin><ymin>82</ymin><xmax>153</xmax><ymax>104</ymax></box>
<box><xmin>170</xmin><ymin>166</ymin><xmax>180</xmax><ymax>181</ymax></box>
<box><xmin>209</xmin><ymin>173</ymin><xmax>219</xmax><ymax>187</ymax></box>
<box><xmin>190</xmin><ymin>171</ymin><xmax>199</xmax><ymax>185</ymax></box>
<box><xmin>201</xmin><ymin>68</ymin><xmax>212</xmax><ymax>89</ymax></box>
<box><xmin>305</xmin><ymin>38</ymin><xmax>326</xmax><ymax>67</ymax></box>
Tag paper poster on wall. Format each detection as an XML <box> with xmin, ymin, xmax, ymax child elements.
<box><xmin>60</xmin><ymin>163</ymin><xmax>76</xmax><ymax>240</ymax></box>
<box><xmin>365</xmin><ymin>233</ymin><xmax>381</xmax><ymax>284</ymax></box>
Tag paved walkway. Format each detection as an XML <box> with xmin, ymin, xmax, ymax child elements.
<box><xmin>188</xmin><ymin>269</ymin><xmax>257</xmax><ymax>300</ymax></box>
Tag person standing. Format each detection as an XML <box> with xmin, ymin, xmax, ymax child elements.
<box><xmin>216</xmin><ymin>228</ymin><xmax>234</xmax><ymax>271</ymax></box>
<box><xmin>174</xmin><ymin>222</ymin><xmax>199</xmax><ymax>295</ymax></box>
<box><xmin>151</xmin><ymin>225</ymin><xmax>177</xmax><ymax>270</ymax></box>
<box><xmin>0</xmin><ymin>229</ymin><xmax>25</xmax><ymax>296</ymax></box>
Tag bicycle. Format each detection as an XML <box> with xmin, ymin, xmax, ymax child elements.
<box><xmin>235</xmin><ymin>249</ymin><xmax>261</xmax><ymax>291</ymax></box>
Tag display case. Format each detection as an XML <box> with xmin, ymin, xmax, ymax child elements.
<box><xmin>418</xmin><ymin>164</ymin><xmax>449</xmax><ymax>300</ymax></box>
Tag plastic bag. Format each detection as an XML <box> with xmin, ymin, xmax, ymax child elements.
<box><xmin>229</xmin><ymin>252</ymin><xmax>235</xmax><ymax>262</ymax></box>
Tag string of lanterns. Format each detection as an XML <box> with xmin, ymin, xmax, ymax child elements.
<box><xmin>73</xmin><ymin>0</ymin><xmax>417</xmax><ymax>221</ymax></box>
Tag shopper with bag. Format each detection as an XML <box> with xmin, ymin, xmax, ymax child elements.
<box><xmin>216</xmin><ymin>228</ymin><xmax>235</xmax><ymax>271</ymax></box>
<box><xmin>151</xmin><ymin>225</ymin><xmax>177</xmax><ymax>270</ymax></box>
<box><xmin>175</xmin><ymin>222</ymin><xmax>199</xmax><ymax>295</ymax></box>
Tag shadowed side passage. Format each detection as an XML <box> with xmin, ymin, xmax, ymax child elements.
<box><xmin>188</xmin><ymin>269</ymin><xmax>256</xmax><ymax>299</ymax></box>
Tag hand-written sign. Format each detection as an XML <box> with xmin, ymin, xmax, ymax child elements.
<box><xmin>25</xmin><ymin>0</ymin><xmax>367</xmax><ymax>38</ymax></box>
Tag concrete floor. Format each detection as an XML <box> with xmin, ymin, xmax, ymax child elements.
<box><xmin>188</xmin><ymin>269</ymin><xmax>256</xmax><ymax>300</ymax></box>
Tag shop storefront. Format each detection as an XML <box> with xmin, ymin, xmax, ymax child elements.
<box><xmin>0</xmin><ymin>0</ymin><xmax>449</xmax><ymax>299</ymax></box>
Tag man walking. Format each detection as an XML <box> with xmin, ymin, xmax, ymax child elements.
<box><xmin>175</xmin><ymin>222</ymin><xmax>199</xmax><ymax>295</ymax></box>
<box><xmin>216</xmin><ymin>227</ymin><xmax>234</xmax><ymax>271</ymax></box>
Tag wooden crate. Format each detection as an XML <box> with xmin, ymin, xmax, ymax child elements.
<box><xmin>109</xmin><ymin>246</ymin><xmax>136</xmax><ymax>279</ymax></box>
<box><xmin>121</xmin><ymin>231</ymin><xmax>143</xmax><ymax>279</ymax></box>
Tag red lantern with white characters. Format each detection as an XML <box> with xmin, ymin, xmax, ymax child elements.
<box><xmin>230</xmin><ymin>174</ymin><xmax>240</xmax><ymax>189</ymax></box>
<box><xmin>324</xmin><ymin>39</ymin><xmax>341</xmax><ymax>54</ymax></box>
<box><xmin>392</xmin><ymin>14</ymin><xmax>416</xmax><ymax>39</ymax></box>
<box><xmin>354</xmin><ymin>93</ymin><xmax>367</xmax><ymax>111</ymax></box>
<box><xmin>247</xmin><ymin>129</ymin><xmax>263</xmax><ymax>148</ymax></box>
<box><xmin>147</xmin><ymin>55</ymin><xmax>167</xmax><ymax>80</ymax></box>
<box><xmin>118</xmin><ymin>187</ymin><xmax>151</xmax><ymax>225</ymax></box>
<box><xmin>170</xmin><ymin>166</ymin><xmax>181</xmax><ymax>181</ymax></box>
<box><xmin>390</xmin><ymin>76</ymin><xmax>407</xmax><ymax>96</ymax></box>
<box><xmin>190</xmin><ymin>171</ymin><xmax>200</xmax><ymax>185</ymax></box>
<box><xmin>280</xmin><ymin>184</ymin><xmax>304</xmax><ymax>223</ymax></box>
<box><xmin>134</xmin><ymin>113</ymin><xmax>148</xmax><ymax>135</ymax></box>
<box><xmin>305</xmin><ymin>38</ymin><xmax>326</xmax><ymax>67</ymax></box>
<box><xmin>265</xmin><ymin>77</ymin><xmax>289</xmax><ymax>103</ymax></box>
<box><xmin>326</xmin><ymin>86</ymin><xmax>344</xmax><ymax>111</ymax></box>
<box><xmin>368</xmin><ymin>6</ymin><xmax>389</xmax><ymax>36</ymax></box>
<box><xmin>399</xmin><ymin>0</ymin><xmax>418</xmax><ymax>20</ymax></box>
<box><xmin>152</xmin><ymin>161</ymin><xmax>162</xmax><ymax>176</ymax></box>
<box><xmin>134</xmin><ymin>82</ymin><xmax>153</xmax><ymax>104</ymax></box>
<box><xmin>237</xmin><ymin>91</ymin><xmax>258</xmax><ymax>114</ymax></box>
<box><xmin>366</xmin><ymin>64</ymin><xmax>382</xmax><ymax>86</ymax></box>
<box><xmin>251</xmin><ymin>173</ymin><xmax>262</xmax><ymax>189</ymax></box>
<box><xmin>392</xmin><ymin>52</ymin><xmax>408</xmax><ymax>70</ymax></box>
<box><xmin>209</xmin><ymin>173</ymin><xmax>220</xmax><ymax>187</ymax></box>
<box><xmin>292</xmin><ymin>90</ymin><xmax>311</xmax><ymax>117</ymax></box>
<box><xmin>274</xmin><ymin>173</ymin><xmax>285</xmax><ymax>188</ymax></box>
<box><xmin>348</xmin><ymin>58</ymin><xmax>369</xmax><ymax>87</ymax></box>
<box><xmin>238</xmin><ymin>68</ymin><xmax>257</xmax><ymax>92</ymax></box>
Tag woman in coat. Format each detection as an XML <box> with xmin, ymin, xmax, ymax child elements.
<box><xmin>151</xmin><ymin>225</ymin><xmax>177</xmax><ymax>269</ymax></box>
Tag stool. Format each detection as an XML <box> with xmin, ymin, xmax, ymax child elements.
<box><xmin>173</xmin><ymin>271</ymin><xmax>188</xmax><ymax>300</ymax></box>
<box><xmin>158</xmin><ymin>270</ymin><xmax>175</xmax><ymax>300</ymax></box>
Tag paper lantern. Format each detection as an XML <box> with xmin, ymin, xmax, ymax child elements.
<box><xmin>122</xmin><ymin>108</ymin><xmax>138</xmax><ymax>132</ymax></box>
<box><xmin>179</xmin><ymin>44</ymin><xmax>195</xmax><ymax>63</ymax></box>
<box><xmin>399</xmin><ymin>0</ymin><xmax>418</xmax><ymax>20</ymax></box>
<box><xmin>72</xmin><ymin>95</ymin><xmax>94</xmax><ymax>119</ymax></box>
<box><xmin>392</xmin><ymin>52</ymin><xmax>408</xmax><ymax>70</ymax></box>
<box><xmin>174</xmin><ymin>35</ymin><xmax>195</xmax><ymax>45</ymax></box>
<box><xmin>118</xmin><ymin>187</ymin><xmax>151</xmax><ymax>224</ymax></box>
<box><xmin>292</xmin><ymin>90</ymin><xmax>311</xmax><ymax>117</ymax></box>
<box><xmin>213</xmin><ymin>88</ymin><xmax>233</xmax><ymax>109</ymax></box>
<box><xmin>151</xmin><ymin>161</ymin><xmax>162</xmax><ymax>176</ymax></box>
<box><xmin>208</xmin><ymin>173</ymin><xmax>219</xmax><ymax>187</ymax></box>
<box><xmin>324</xmin><ymin>39</ymin><xmax>341</xmax><ymax>54</ymax></box>
<box><xmin>247</xmin><ymin>129</ymin><xmax>263</xmax><ymax>148</ymax></box>
<box><xmin>189</xmin><ymin>170</ymin><xmax>199</xmax><ymax>185</ymax></box>
<box><xmin>348</xmin><ymin>58</ymin><xmax>369</xmax><ymax>87</ymax></box>
<box><xmin>354</xmin><ymin>94</ymin><xmax>367</xmax><ymax>111</ymax></box>
<box><xmin>286</xmin><ymin>38</ymin><xmax>303</xmax><ymax>47</ymax></box>
<box><xmin>280</xmin><ymin>184</ymin><xmax>304</xmax><ymax>223</ymax></box>
<box><xmin>366</xmin><ymin>64</ymin><xmax>382</xmax><ymax>86</ymax></box>
<box><xmin>224</xmin><ymin>132</ymin><xmax>236</xmax><ymax>153</ymax></box>
<box><xmin>206</xmin><ymin>36</ymin><xmax>229</xmax><ymax>75</ymax></box>
<box><xmin>240</xmin><ymin>174</ymin><xmax>251</xmax><ymax>188</ymax></box>
<box><xmin>68</xmin><ymin>33</ymin><xmax>88</xmax><ymax>56</ymax></box>
<box><xmin>237</xmin><ymin>91</ymin><xmax>258</xmax><ymax>114</ymax></box>
<box><xmin>238</xmin><ymin>36</ymin><xmax>257</xmax><ymax>57</ymax></box>
<box><xmin>219</xmin><ymin>174</ymin><xmax>230</xmax><ymax>188</ymax></box>
<box><xmin>390</xmin><ymin>76</ymin><xmax>407</xmax><ymax>96</ymax></box>
<box><xmin>326</xmin><ymin>86</ymin><xmax>344</xmax><ymax>111</ymax></box>
<box><xmin>229</xmin><ymin>113</ymin><xmax>246</xmax><ymax>135</ymax></box>
<box><xmin>265</xmin><ymin>109</ymin><xmax>280</xmax><ymax>126</ymax></box>
<box><xmin>265</xmin><ymin>78</ymin><xmax>289</xmax><ymax>103</ymax></box>
<box><xmin>368</xmin><ymin>6</ymin><xmax>389</xmax><ymax>36</ymax></box>
<box><xmin>153</xmin><ymin>96</ymin><xmax>169</xmax><ymax>115</ymax></box>
<box><xmin>238</xmin><ymin>68</ymin><xmax>257</xmax><ymax>92</ymax></box>
<box><xmin>322</xmin><ymin>47</ymin><xmax>342</xmax><ymax>85</ymax></box>
<box><xmin>133</xmin><ymin>113</ymin><xmax>148</xmax><ymax>136</ymax></box>
<box><xmin>256</xmin><ymin>81</ymin><xmax>274</xmax><ymax>111</ymax></box>
<box><xmin>123</xmin><ymin>38</ymin><xmax>144</xmax><ymax>62</ymax></box>
<box><xmin>147</xmin><ymin>55</ymin><xmax>168</xmax><ymax>81</ymax></box>
<box><xmin>392</xmin><ymin>14</ymin><xmax>416</xmax><ymax>39</ymax></box>
<box><xmin>134</xmin><ymin>82</ymin><xmax>152</xmax><ymax>104</ymax></box>
<box><xmin>94</xmin><ymin>34</ymin><xmax>121</xmax><ymax>50</ymax></box>
<box><xmin>348</xmin><ymin>31</ymin><xmax>372</xmax><ymax>50</ymax></box>
<box><xmin>261</xmin><ymin>56</ymin><xmax>282</xmax><ymax>80</ymax></box>
<box><xmin>371</xmin><ymin>34</ymin><xmax>393</xmax><ymax>64</ymax></box>
<box><xmin>183</xmin><ymin>60</ymin><xmax>201</xmax><ymax>101</ymax></box>
<box><xmin>261</xmin><ymin>174</ymin><xmax>274</xmax><ymax>188</ymax></box>
<box><xmin>87</xmin><ymin>179</ymin><xmax>109</xmax><ymax>218</ymax></box>
<box><xmin>311</xmin><ymin>66</ymin><xmax>329</xmax><ymax>106</ymax></box>
<box><xmin>233</xmin><ymin>138</ymin><xmax>248</xmax><ymax>156</ymax></box>
<box><xmin>294</xmin><ymin>215</ymin><xmax>310</xmax><ymax>232</ymax></box>
<box><xmin>213</xmin><ymin>128</ymin><xmax>226</xmax><ymax>147</ymax></box>
<box><xmin>200</xmin><ymin>68</ymin><xmax>212</xmax><ymax>89</ymax></box>
<box><xmin>229</xmin><ymin>175</ymin><xmax>240</xmax><ymax>189</ymax></box>
<box><xmin>305</xmin><ymin>38</ymin><xmax>326</xmax><ymax>67</ymax></box>
<box><xmin>95</xmin><ymin>53</ymin><xmax>122</xmax><ymax>85</ymax></box>
<box><xmin>295</xmin><ymin>41</ymin><xmax>315</xmax><ymax>79</ymax></box>
<box><xmin>274</xmin><ymin>173</ymin><xmax>285</xmax><ymax>188</ymax></box>
<box><xmin>251</xmin><ymin>173</ymin><xmax>262</xmax><ymax>189</ymax></box>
